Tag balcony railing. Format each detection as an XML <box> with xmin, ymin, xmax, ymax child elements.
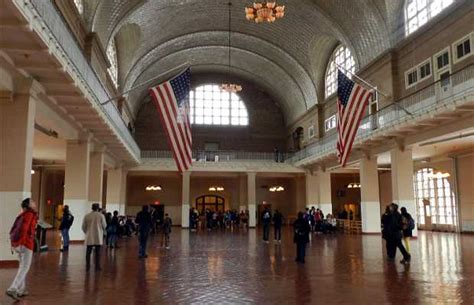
<box><xmin>289</xmin><ymin>64</ymin><xmax>474</xmax><ymax>164</ymax></box>
<box><xmin>141</xmin><ymin>150</ymin><xmax>293</xmax><ymax>162</ymax></box>
<box><xmin>21</xmin><ymin>0</ymin><xmax>140</xmax><ymax>159</ymax></box>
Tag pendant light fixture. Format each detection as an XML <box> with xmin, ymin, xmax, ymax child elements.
<box><xmin>220</xmin><ymin>2</ymin><xmax>242</xmax><ymax>93</ymax></box>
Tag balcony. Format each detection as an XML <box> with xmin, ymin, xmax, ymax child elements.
<box><xmin>290</xmin><ymin>64</ymin><xmax>474</xmax><ymax>166</ymax></box>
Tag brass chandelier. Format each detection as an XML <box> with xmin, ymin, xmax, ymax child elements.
<box><xmin>245</xmin><ymin>1</ymin><xmax>285</xmax><ymax>23</ymax></box>
<box><xmin>220</xmin><ymin>2</ymin><xmax>242</xmax><ymax>93</ymax></box>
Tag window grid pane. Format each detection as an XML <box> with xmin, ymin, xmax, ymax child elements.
<box><xmin>406</xmin><ymin>0</ymin><xmax>454</xmax><ymax>36</ymax></box>
<box><xmin>325</xmin><ymin>45</ymin><xmax>355</xmax><ymax>98</ymax></box>
<box><xmin>188</xmin><ymin>84</ymin><xmax>248</xmax><ymax>126</ymax></box>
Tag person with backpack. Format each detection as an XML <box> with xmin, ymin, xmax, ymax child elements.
<box><xmin>6</xmin><ymin>198</ymin><xmax>38</xmax><ymax>301</ymax></box>
<box><xmin>162</xmin><ymin>213</ymin><xmax>172</xmax><ymax>249</ymax></box>
<box><xmin>59</xmin><ymin>205</ymin><xmax>74</xmax><ymax>252</ymax></box>
<box><xmin>82</xmin><ymin>203</ymin><xmax>107</xmax><ymax>272</ymax></box>
<box><xmin>384</xmin><ymin>203</ymin><xmax>411</xmax><ymax>264</ymax></box>
<box><xmin>293</xmin><ymin>212</ymin><xmax>310</xmax><ymax>264</ymax></box>
<box><xmin>262</xmin><ymin>207</ymin><xmax>272</xmax><ymax>243</ymax></box>
<box><xmin>400</xmin><ymin>207</ymin><xmax>415</xmax><ymax>254</ymax></box>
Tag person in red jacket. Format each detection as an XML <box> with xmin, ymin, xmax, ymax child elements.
<box><xmin>6</xmin><ymin>198</ymin><xmax>38</xmax><ymax>301</ymax></box>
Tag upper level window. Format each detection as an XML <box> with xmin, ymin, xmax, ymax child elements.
<box><xmin>325</xmin><ymin>115</ymin><xmax>336</xmax><ymax>132</ymax></box>
<box><xmin>189</xmin><ymin>84</ymin><xmax>248</xmax><ymax>126</ymax></box>
<box><xmin>73</xmin><ymin>0</ymin><xmax>83</xmax><ymax>15</ymax></box>
<box><xmin>106</xmin><ymin>39</ymin><xmax>118</xmax><ymax>88</ymax></box>
<box><xmin>453</xmin><ymin>33</ymin><xmax>472</xmax><ymax>64</ymax></box>
<box><xmin>325</xmin><ymin>45</ymin><xmax>355</xmax><ymax>98</ymax></box>
<box><xmin>405</xmin><ymin>0</ymin><xmax>454</xmax><ymax>36</ymax></box>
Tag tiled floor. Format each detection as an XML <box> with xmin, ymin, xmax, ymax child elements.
<box><xmin>1</xmin><ymin>228</ymin><xmax>473</xmax><ymax>304</ymax></box>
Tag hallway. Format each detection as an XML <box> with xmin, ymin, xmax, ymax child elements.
<box><xmin>1</xmin><ymin>229</ymin><xmax>472</xmax><ymax>304</ymax></box>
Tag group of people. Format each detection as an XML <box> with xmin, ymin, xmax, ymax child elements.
<box><xmin>304</xmin><ymin>207</ymin><xmax>337</xmax><ymax>233</ymax></box>
<box><xmin>189</xmin><ymin>208</ymin><xmax>250</xmax><ymax>231</ymax></box>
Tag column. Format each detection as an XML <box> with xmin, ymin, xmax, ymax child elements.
<box><xmin>247</xmin><ymin>172</ymin><xmax>257</xmax><ymax>228</ymax></box>
<box><xmin>317</xmin><ymin>168</ymin><xmax>332</xmax><ymax>215</ymax></box>
<box><xmin>88</xmin><ymin>150</ymin><xmax>104</xmax><ymax>206</ymax></box>
<box><xmin>360</xmin><ymin>156</ymin><xmax>381</xmax><ymax>233</ymax></box>
<box><xmin>391</xmin><ymin>147</ymin><xmax>418</xmax><ymax>237</ymax></box>
<box><xmin>305</xmin><ymin>171</ymin><xmax>318</xmax><ymax>210</ymax></box>
<box><xmin>239</xmin><ymin>175</ymin><xmax>247</xmax><ymax>212</ymax></box>
<box><xmin>64</xmin><ymin>139</ymin><xmax>91</xmax><ymax>241</ymax></box>
<box><xmin>181</xmin><ymin>171</ymin><xmax>190</xmax><ymax>228</ymax></box>
<box><xmin>106</xmin><ymin>166</ymin><xmax>127</xmax><ymax>215</ymax></box>
<box><xmin>0</xmin><ymin>80</ymin><xmax>37</xmax><ymax>262</ymax></box>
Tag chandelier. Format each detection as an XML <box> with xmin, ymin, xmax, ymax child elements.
<box><xmin>347</xmin><ymin>183</ymin><xmax>361</xmax><ymax>189</ymax></box>
<box><xmin>269</xmin><ymin>186</ymin><xmax>285</xmax><ymax>192</ymax></box>
<box><xmin>209</xmin><ymin>186</ymin><xmax>225</xmax><ymax>191</ymax></box>
<box><xmin>245</xmin><ymin>1</ymin><xmax>285</xmax><ymax>23</ymax></box>
<box><xmin>221</xmin><ymin>2</ymin><xmax>242</xmax><ymax>93</ymax></box>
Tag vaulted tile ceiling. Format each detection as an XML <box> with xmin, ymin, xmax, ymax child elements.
<box><xmin>81</xmin><ymin>0</ymin><xmax>405</xmax><ymax>123</ymax></box>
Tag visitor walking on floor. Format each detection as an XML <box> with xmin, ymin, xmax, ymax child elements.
<box><xmin>162</xmin><ymin>213</ymin><xmax>172</xmax><ymax>249</ymax></box>
<box><xmin>59</xmin><ymin>205</ymin><xmax>74</xmax><ymax>252</ymax></box>
<box><xmin>6</xmin><ymin>198</ymin><xmax>38</xmax><ymax>301</ymax></box>
<box><xmin>273</xmin><ymin>210</ymin><xmax>283</xmax><ymax>242</ymax></box>
<box><xmin>136</xmin><ymin>205</ymin><xmax>152</xmax><ymax>258</ymax></box>
<box><xmin>262</xmin><ymin>207</ymin><xmax>272</xmax><ymax>243</ymax></box>
<box><xmin>400</xmin><ymin>207</ymin><xmax>415</xmax><ymax>254</ymax></box>
<box><xmin>107</xmin><ymin>210</ymin><xmax>119</xmax><ymax>249</ymax></box>
<box><xmin>382</xmin><ymin>203</ymin><xmax>411</xmax><ymax>264</ymax></box>
<box><xmin>82</xmin><ymin>203</ymin><xmax>107</xmax><ymax>272</ymax></box>
<box><xmin>293</xmin><ymin>212</ymin><xmax>310</xmax><ymax>264</ymax></box>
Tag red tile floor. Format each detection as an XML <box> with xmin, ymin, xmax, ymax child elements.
<box><xmin>1</xmin><ymin>227</ymin><xmax>473</xmax><ymax>304</ymax></box>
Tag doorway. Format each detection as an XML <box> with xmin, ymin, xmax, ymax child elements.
<box><xmin>195</xmin><ymin>195</ymin><xmax>225</xmax><ymax>213</ymax></box>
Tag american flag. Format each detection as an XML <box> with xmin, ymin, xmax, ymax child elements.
<box><xmin>149</xmin><ymin>68</ymin><xmax>192</xmax><ymax>172</ymax></box>
<box><xmin>336</xmin><ymin>69</ymin><xmax>372</xmax><ymax>167</ymax></box>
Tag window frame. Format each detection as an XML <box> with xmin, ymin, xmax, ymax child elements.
<box><xmin>308</xmin><ymin>125</ymin><xmax>315</xmax><ymax>139</ymax></box>
<box><xmin>452</xmin><ymin>32</ymin><xmax>473</xmax><ymax>64</ymax></box>
<box><xmin>324</xmin><ymin>115</ymin><xmax>336</xmax><ymax>132</ymax></box>
<box><xmin>405</xmin><ymin>67</ymin><xmax>419</xmax><ymax>89</ymax></box>
<box><xmin>405</xmin><ymin>0</ymin><xmax>455</xmax><ymax>36</ymax></box>
<box><xmin>433</xmin><ymin>47</ymin><xmax>451</xmax><ymax>72</ymax></box>
<box><xmin>418</xmin><ymin>58</ymin><xmax>432</xmax><ymax>82</ymax></box>
<box><xmin>106</xmin><ymin>38</ymin><xmax>118</xmax><ymax>88</ymax></box>
<box><xmin>324</xmin><ymin>45</ymin><xmax>356</xmax><ymax>99</ymax></box>
<box><xmin>73</xmin><ymin>0</ymin><xmax>83</xmax><ymax>15</ymax></box>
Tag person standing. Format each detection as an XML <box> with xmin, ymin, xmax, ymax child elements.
<box><xmin>273</xmin><ymin>210</ymin><xmax>283</xmax><ymax>243</ymax></box>
<box><xmin>107</xmin><ymin>210</ymin><xmax>119</xmax><ymax>249</ymax></box>
<box><xmin>162</xmin><ymin>213</ymin><xmax>172</xmax><ymax>249</ymax></box>
<box><xmin>400</xmin><ymin>207</ymin><xmax>415</xmax><ymax>254</ymax></box>
<box><xmin>82</xmin><ymin>203</ymin><xmax>107</xmax><ymax>272</ymax></box>
<box><xmin>262</xmin><ymin>207</ymin><xmax>272</xmax><ymax>243</ymax></box>
<box><xmin>384</xmin><ymin>203</ymin><xmax>411</xmax><ymax>264</ymax></box>
<box><xmin>135</xmin><ymin>205</ymin><xmax>152</xmax><ymax>258</ymax></box>
<box><xmin>293</xmin><ymin>212</ymin><xmax>310</xmax><ymax>264</ymax></box>
<box><xmin>6</xmin><ymin>198</ymin><xmax>38</xmax><ymax>301</ymax></box>
<box><xmin>59</xmin><ymin>205</ymin><xmax>74</xmax><ymax>252</ymax></box>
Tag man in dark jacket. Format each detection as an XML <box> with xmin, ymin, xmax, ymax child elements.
<box><xmin>273</xmin><ymin>210</ymin><xmax>283</xmax><ymax>242</ymax></box>
<box><xmin>262</xmin><ymin>207</ymin><xmax>272</xmax><ymax>243</ymax></box>
<box><xmin>293</xmin><ymin>212</ymin><xmax>311</xmax><ymax>264</ymax></box>
<box><xmin>383</xmin><ymin>203</ymin><xmax>411</xmax><ymax>264</ymax></box>
<box><xmin>135</xmin><ymin>205</ymin><xmax>152</xmax><ymax>258</ymax></box>
<box><xmin>59</xmin><ymin>205</ymin><xmax>74</xmax><ymax>252</ymax></box>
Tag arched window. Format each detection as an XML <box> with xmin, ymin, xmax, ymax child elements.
<box><xmin>414</xmin><ymin>168</ymin><xmax>457</xmax><ymax>230</ymax></box>
<box><xmin>188</xmin><ymin>84</ymin><xmax>248</xmax><ymax>126</ymax></box>
<box><xmin>325</xmin><ymin>45</ymin><xmax>355</xmax><ymax>98</ymax></box>
<box><xmin>106</xmin><ymin>38</ymin><xmax>118</xmax><ymax>88</ymax></box>
<box><xmin>405</xmin><ymin>0</ymin><xmax>454</xmax><ymax>36</ymax></box>
<box><xmin>73</xmin><ymin>0</ymin><xmax>83</xmax><ymax>15</ymax></box>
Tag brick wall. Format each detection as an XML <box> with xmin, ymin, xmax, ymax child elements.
<box><xmin>134</xmin><ymin>74</ymin><xmax>287</xmax><ymax>152</ymax></box>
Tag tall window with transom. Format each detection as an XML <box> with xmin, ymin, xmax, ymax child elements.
<box><xmin>325</xmin><ymin>45</ymin><xmax>355</xmax><ymax>98</ymax></box>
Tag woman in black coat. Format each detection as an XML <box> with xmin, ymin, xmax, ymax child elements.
<box><xmin>293</xmin><ymin>212</ymin><xmax>311</xmax><ymax>264</ymax></box>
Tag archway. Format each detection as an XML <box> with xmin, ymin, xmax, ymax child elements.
<box><xmin>195</xmin><ymin>195</ymin><xmax>225</xmax><ymax>213</ymax></box>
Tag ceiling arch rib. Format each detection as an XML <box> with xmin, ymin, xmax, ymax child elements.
<box><xmin>129</xmin><ymin>46</ymin><xmax>306</xmax><ymax>122</ymax></box>
<box><xmin>122</xmin><ymin>31</ymin><xmax>317</xmax><ymax>110</ymax></box>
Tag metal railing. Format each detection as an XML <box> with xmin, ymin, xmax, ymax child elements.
<box><xmin>289</xmin><ymin>64</ymin><xmax>474</xmax><ymax>164</ymax></box>
<box><xmin>141</xmin><ymin>150</ymin><xmax>294</xmax><ymax>162</ymax></box>
<box><xmin>22</xmin><ymin>0</ymin><xmax>140</xmax><ymax>160</ymax></box>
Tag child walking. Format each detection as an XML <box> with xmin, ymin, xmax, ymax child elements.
<box><xmin>162</xmin><ymin>214</ymin><xmax>172</xmax><ymax>249</ymax></box>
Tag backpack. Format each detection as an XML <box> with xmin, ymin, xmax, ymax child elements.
<box><xmin>10</xmin><ymin>214</ymin><xmax>24</xmax><ymax>245</ymax></box>
<box><xmin>408</xmin><ymin>217</ymin><xmax>415</xmax><ymax>230</ymax></box>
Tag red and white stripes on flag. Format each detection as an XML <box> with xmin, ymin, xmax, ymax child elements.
<box><xmin>149</xmin><ymin>69</ymin><xmax>192</xmax><ymax>172</ymax></box>
<box><xmin>336</xmin><ymin>69</ymin><xmax>372</xmax><ymax>167</ymax></box>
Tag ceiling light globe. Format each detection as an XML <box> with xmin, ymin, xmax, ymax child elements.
<box><xmin>253</xmin><ymin>3</ymin><xmax>263</xmax><ymax>10</ymax></box>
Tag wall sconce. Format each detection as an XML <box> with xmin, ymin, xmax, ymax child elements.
<box><xmin>146</xmin><ymin>185</ymin><xmax>162</xmax><ymax>191</ymax></box>
<box><xmin>31</xmin><ymin>169</ymin><xmax>35</xmax><ymax>174</ymax></box>
<box><xmin>209</xmin><ymin>186</ymin><xmax>224</xmax><ymax>191</ymax></box>
<box><xmin>269</xmin><ymin>186</ymin><xmax>284</xmax><ymax>192</ymax></box>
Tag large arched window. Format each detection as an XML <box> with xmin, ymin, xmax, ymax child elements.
<box><xmin>414</xmin><ymin>168</ymin><xmax>457</xmax><ymax>230</ymax></box>
<box><xmin>405</xmin><ymin>0</ymin><xmax>454</xmax><ymax>36</ymax></box>
<box><xmin>73</xmin><ymin>0</ymin><xmax>83</xmax><ymax>15</ymax></box>
<box><xmin>188</xmin><ymin>84</ymin><xmax>248</xmax><ymax>126</ymax></box>
<box><xmin>325</xmin><ymin>45</ymin><xmax>355</xmax><ymax>98</ymax></box>
<box><xmin>106</xmin><ymin>38</ymin><xmax>118</xmax><ymax>88</ymax></box>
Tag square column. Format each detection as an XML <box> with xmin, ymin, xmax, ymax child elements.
<box><xmin>239</xmin><ymin>175</ymin><xmax>247</xmax><ymax>212</ymax></box>
<box><xmin>305</xmin><ymin>171</ymin><xmax>318</xmax><ymax>210</ymax></box>
<box><xmin>106</xmin><ymin>167</ymin><xmax>127</xmax><ymax>215</ymax></box>
<box><xmin>88</xmin><ymin>150</ymin><xmax>104</xmax><ymax>205</ymax></box>
<box><xmin>64</xmin><ymin>139</ymin><xmax>91</xmax><ymax>241</ymax></box>
<box><xmin>0</xmin><ymin>82</ymin><xmax>37</xmax><ymax>261</ymax></box>
<box><xmin>317</xmin><ymin>168</ymin><xmax>332</xmax><ymax>215</ymax></box>
<box><xmin>181</xmin><ymin>171</ymin><xmax>190</xmax><ymax>228</ymax></box>
<box><xmin>360</xmin><ymin>156</ymin><xmax>381</xmax><ymax>233</ymax></box>
<box><xmin>247</xmin><ymin>172</ymin><xmax>256</xmax><ymax>228</ymax></box>
<box><xmin>391</xmin><ymin>148</ymin><xmax>418</xmax><ymax>237</ymax></box>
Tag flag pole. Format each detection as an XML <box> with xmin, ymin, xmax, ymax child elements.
<box><xmin>336</xmin><ymin>63</ymin><xmax>412</xmax><ymax>116</ymax></box>
<box><xmin>100</xmin><ymin>63</ymin><xmax>190</xmax><ymax>105</ymax></box>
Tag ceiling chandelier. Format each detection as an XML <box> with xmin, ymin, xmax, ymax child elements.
<box><xmin>220</xmin><ymin>2</ymin><xmax>242</xmax><ymax>93</ymax></box>
<box><xmin>146</xmin><ymin>185</ymin><xmax>162</xmax><ymax>191</ymax></box>
<box><xmin>269</xmin><ymin>186</ymin><xmax>285</xmax><ymax>192</ymax></box>
<box><xmin>245</xmin><ymin>1</ymin><xmax>285</xmax><ymax>23</ymax></box>
<box><xmin>347</xmin><ymin>183</ymin><xmax>361</xmax><ymax>189</ymax></box>
<box><xmin>209</xmin><ymin>186</ymin><xmax>225</xmax><ymax>192</ymax></box>
<box><xmin>427</xmin><ymin>171</ymin><xmax>450</xmax><ymax>179</ymax></box>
